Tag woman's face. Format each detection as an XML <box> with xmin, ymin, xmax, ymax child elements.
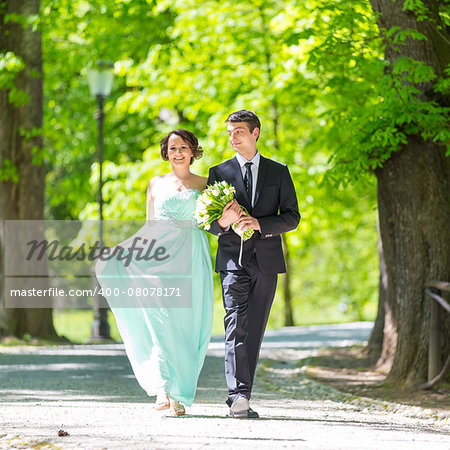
<box><xmin>167</xmin><ymin>134</ymin><xmax>193</xmax><ymax>168</ymax></box>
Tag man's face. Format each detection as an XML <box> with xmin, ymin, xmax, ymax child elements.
<box><xmin>226</xmin><ymin>122</ymin><xmax>259</xmax><ymax>154</ymax></box>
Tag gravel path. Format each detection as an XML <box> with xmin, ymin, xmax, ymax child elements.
<box><xmin>0</xmin><ymin>322</ymin><xmax>448</xmax><ymax>449</ymax></box>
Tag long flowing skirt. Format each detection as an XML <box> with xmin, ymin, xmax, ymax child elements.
<box><xmin>95</xmin><ymin>222</ymin><xmax>213</xmax><ymax>406</ymax></box>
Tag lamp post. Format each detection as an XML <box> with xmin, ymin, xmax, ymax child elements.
<box><xmin>87</xmin><ymin>60</ymin><xmax>114</xmax><ymax>340</ymax></box>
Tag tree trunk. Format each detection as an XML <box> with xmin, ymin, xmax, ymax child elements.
<box><xmin>367</xmin><ymin>222</ymin><xmax>387</xmax><ymax>361</ymax></box>
<box><xmin>369</xmin><ymin>0</ymin><xmax>450</xmax><ymax>384</ymax></box>
<box><xmin>376</xmin><ymin>140</ymin><xmax>450</xmax><ymax>384</ymax></box>
<box><xmin>0</xmin><ymin>0</ymin><xmax>58</xmax><ymax>339</ymax></box>
<box><xmin>373</xmin><ymin>215</ymin><xmax>398</xmax><ymax>372</ymax></box>
<box><xmin>257</xmin><ymin>5</ymin><xmax>296</xmax><ymax>326</ymax></box>
<box><xmin>281</xmin><ymin>233</ymin><xmax>294</xmax><ymax>327</ymax></box>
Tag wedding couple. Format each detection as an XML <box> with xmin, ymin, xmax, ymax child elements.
<box><xmin>95</xmin><ymin>110</ymin><xmax>300</xmax><ymax>418</ymax></box>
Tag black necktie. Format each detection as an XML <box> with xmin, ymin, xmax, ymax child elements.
<box><xmin>244</xmin><ymin>162</ymin><xmax>253</xmax><ymax>205</ymax></box>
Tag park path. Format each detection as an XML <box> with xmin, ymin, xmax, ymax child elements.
<box><xmin>0</xmin><ymin>322</ymin><xmax>448</xmax><ymax>449</ymax></box>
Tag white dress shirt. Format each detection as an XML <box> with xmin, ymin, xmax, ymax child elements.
<box><xmin>235</xmin><ymin>151</ymin><xmax>260</xmax><ymax>207</ymax></box>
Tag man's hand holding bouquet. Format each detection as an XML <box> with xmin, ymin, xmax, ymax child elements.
<box><xmin>194</xmin><ymin>181</ymin><xmax>258</xmax><ymax>240</ymax></box>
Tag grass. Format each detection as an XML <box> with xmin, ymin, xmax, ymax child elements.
<box><xmin>53</xmin><ymin>306</ymin><xmax>225</xmax><ymax>344</ymax></box>
<box><xmin>50</xmin><ymin>271</ymin><xmax>376</xmax><ymax>344</ymax></box>
<box><xmin>53</xmin><ymin>309</ymin><xmax>122</xmax><ymax>343</ymax></box>
<box><xmin>52</xmin><ymin>297</ymin><xmax>373</xmax><ymax>344</ymax></box>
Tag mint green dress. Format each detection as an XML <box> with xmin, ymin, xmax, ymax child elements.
<box><xmin>95</xmin><ymin>188</ymin><xmax>213</xmax><ymax>406</ymax></box>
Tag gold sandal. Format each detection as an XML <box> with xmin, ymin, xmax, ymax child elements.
<box><xmin>154</xmin><ymin>391</ymin><xmax>170</xmax><ymax>411</ymax></box>
<box><xmin>169</xmin><ymin>399</ymin><xmax>185</xmax><ymax>416</ymax></box>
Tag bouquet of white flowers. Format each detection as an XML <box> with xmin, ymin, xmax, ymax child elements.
<box><xmin>194</xmin><ymin>181</ymin><xmax>254</xmax><ymax>241</ymax></box>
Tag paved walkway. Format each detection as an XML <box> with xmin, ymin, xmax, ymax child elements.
<box><xmin>0</xmin><ymin>322</ymin><xmax>448</xmax><ymax>449</ymax></box>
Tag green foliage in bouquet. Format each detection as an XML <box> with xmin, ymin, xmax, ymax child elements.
<box><xmin>194</xmin><ymin>181</ymin><xmax>254</xmax><ymax>241</ymax></box>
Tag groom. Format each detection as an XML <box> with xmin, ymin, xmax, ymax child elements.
<box><xmin>207</xmin><ymin>110</ymin><xmax>300</xmax><ymax>418</ymax></box>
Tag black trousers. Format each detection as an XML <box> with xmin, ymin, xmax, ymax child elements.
<box><xmin>220</xmin><ymin>253</ymin><xmax>278</xmax><ymax>406</ymax></box>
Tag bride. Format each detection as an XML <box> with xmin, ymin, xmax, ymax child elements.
<box><xmin>95</xmin><ymin>129</ymin><xmax>214</xmax><ymax>416</ymax></box>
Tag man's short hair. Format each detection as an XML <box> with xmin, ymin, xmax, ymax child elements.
<box><xmin>225</xmin><ymin>110</ymin><xmax>261</xmax><ymax>140</ymax></box>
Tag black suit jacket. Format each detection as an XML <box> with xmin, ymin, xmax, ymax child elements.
<box><xmin>207</xmin><ymin>155</ymin><xmax>300</xmax><ymax>273</ymax></box>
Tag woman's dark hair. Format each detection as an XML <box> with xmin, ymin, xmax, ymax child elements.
<box><xmin>225</xmin><ymin>110</ymin><xmax>261</xmax><ymax>140</ymax></box>
<box><xmin>160</xmin><ymin>129</ymin><xmax>203</xmax><ymax>165</ymax></box>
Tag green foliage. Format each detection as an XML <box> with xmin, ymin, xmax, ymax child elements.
<box><xmin>42</xmin><ymin>0</ymin><xmax>175</xmax><ymax>219</ymax></box>
<box><xmin>31</xmin><ymin>145</ymin><xmax>50</xmax><ymax>165</ymax></box>
<box><xmin>0</xmin><ymin>158</ymin><xmax>19</xmax><ymax>183</ymax></box>
<box><xmin>48</xmin><ymin>0</ymin><xmax>450</xmax><ymax>327</ymax></box>
<box><xmin>0</xmin><ymin>0</ymin><xmax>442</xmax><ymax>339</ymax></box>
<box><xmin>273</xmin><ymin>167</ymin><xmax>378</xmax><ymax>326</ymax></box>
<box><xmin>53</xmin><ymin>309</ymin><xmax>121</xmax><ymax>343</ymax></box>
<box><xmin>402</xmin><ymin>0</ymin><xmax>432</xmax><ymax>23</ymax></box>
<box><xmin>0</xmin><ymin>51</ymin><xmax>29</xmax><ymax>106</ymax></box>
<box><xmin>387</xmin><ymin>27</ymin><xmax>428</xmax><ymax>46</ymax></box>
<box><xmin>0</xmin><ymin>51</ymin><xmax>24</xmax><ymax>86</ymax></box>
<box><xmin>301</xmin><ymin>1</ymin><xmax>450</xmax><ymax>180</ymax></box>
<box><xmin>18</xmin><ymin>126</ymin><xmax>41</xmax><ymax>140</ymax></box>
<box><xmin>3</xmin><ymin>12</ymin><xmax>40</xmax><ymax>31</ymax></box>
<box><xmin>71</xmin><ymin>0</ymin><xmax>379</xmax><ymax>329</ymax></box>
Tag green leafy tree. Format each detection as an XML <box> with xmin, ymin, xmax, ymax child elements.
<box><xmin>0</xmin><ymin>0</ymin><xmax>57</xmax><ymax>339</ymax></box>
<box><xmin>301</xmin><ymin>0</ymin><xmax>449</xmax><ymax>384</ymax></box>
<box><xmin>368</xmin><ymin>0</ymin><xmax>449</xmax><ymax>385</ymax></box>
<box><xmin>42</xmin><ymin>0</ymin><xmax>175</xmax><ymax>219</ymax></box>
<box><xmin>79</xmin><ymin>0</ymin><xmax>380</xmax><ymax>331</ymax></box>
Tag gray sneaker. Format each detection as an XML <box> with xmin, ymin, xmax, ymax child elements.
<box><xmin>229</xmin><ymin>396</ymin><xmax>257</xmax><ymax>418</ymax></box>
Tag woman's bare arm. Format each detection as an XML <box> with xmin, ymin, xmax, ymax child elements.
<box><xmin>146</xmin><ymin>178</ymin><xmax>155</xmax><ymax>220</ymax></box>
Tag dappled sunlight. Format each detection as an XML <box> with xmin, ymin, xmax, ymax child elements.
<box><xmin>0</xmin><ymin>363</ymin><xmax>121</xmax><ymax>372</ymax></box>
<box><xmin>0</xmin><ymin>389</ymin><xmax>124</xmax><ymax>402</ymax></box>
<box><xmin>1</xmin><ymin>324</ymin><xmax>447</xmax><ymax>448</ymax></box>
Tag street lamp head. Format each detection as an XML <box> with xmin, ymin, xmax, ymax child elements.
<box><xmin>87</xmin><ymin>60</ymin><xmax>114</xmax><ymax>98</ymax></box>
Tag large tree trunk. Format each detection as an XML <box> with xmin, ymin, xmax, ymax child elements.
<box><xmin>0</xmin><ymin>0</ymin><xmax>58</xmax><ymax>339</ymax></box>
<box><xmin>376</xmin><ymin>140</ymin><xmax>450</xmax><ymax>384</ymax></box>
<box><xmin>369</xmin><ymin>0</ymin><xmax>450</xmax><ymax>384</ymax></box>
